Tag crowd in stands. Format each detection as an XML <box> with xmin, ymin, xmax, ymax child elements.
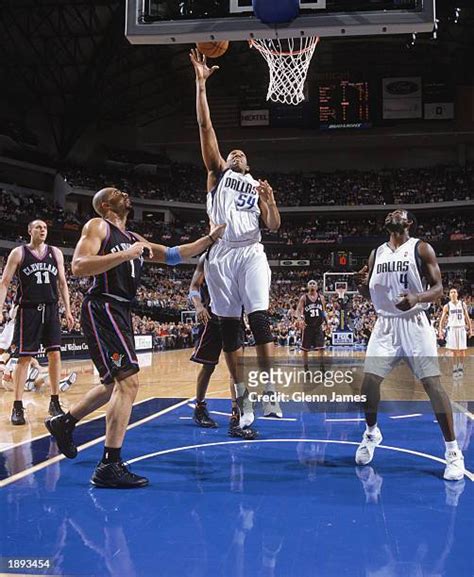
<box><xmin>1</xmin><ymin>184</ymin><xmax>471</xmax><ymax>257</ymax></box>
<box><xmin>0</xmin><ymin>251</ymin><xmax>471</xmax><ymax>351</ymax></box>
<box><xmin>0</xmin><ymin>187</ymin><xmax>81</xmax><ymax>240</ymax></box>
<box><xmin>62</xmin><ymin>161</ymin><xmax>474</xmax><ymax>206</ymax></box>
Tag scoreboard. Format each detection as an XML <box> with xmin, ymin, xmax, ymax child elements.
<box><xmin>319</xmin><ymin>78</ymin><xmax>371</xmax><ymax>129</ymax></box>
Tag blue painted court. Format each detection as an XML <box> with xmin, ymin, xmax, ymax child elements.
<box><xmin>1</xmin><ymin>398</ymin><xmax>473</xmax><ymax>577</ymax></box>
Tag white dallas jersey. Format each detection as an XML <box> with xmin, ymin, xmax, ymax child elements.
<box><xmin>447</xmin><ymin>301</ymin><xmax>465</xmax><ymax>328</ymax></box>
<box><xmin>207</xmin><ymin>169</ymin><xmax>261</xmax><ymax>244</ymax></box>
<box><xmin>369</xmin><ymin>237</ymin><xmax>429</xmax><ymax>317</ymax></box>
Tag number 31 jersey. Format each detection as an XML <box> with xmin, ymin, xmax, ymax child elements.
<box><xmin>207</xmin><ymin>169</ymin><xmax>261</xmax><ymax>244</ymax></box>
<box><xmin>369</xmin><ymin>237</ymin><xmax>429</xmax><ymax>317</ymax></box>
<box><xmin>16</xmin><ymin>245</ymin><xmax>59</xmax><ymax>304</ymax></box>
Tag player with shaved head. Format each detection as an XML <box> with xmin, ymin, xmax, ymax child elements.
<box><xmin>0</xmin><ymin>219</ymin><xmax>74</xmax><ymax>425</ymax></box>
<box><xmin>45</xmin><ymin>186</ymin><xmax>226</xmax><ymax>488</ymax></box>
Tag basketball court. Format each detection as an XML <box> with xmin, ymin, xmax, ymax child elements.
<box><xmin>1</xmin><ymin>345</ymin><xmax>473</xmax><ymax>577</ymax></box>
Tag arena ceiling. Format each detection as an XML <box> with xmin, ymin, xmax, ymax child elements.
<box><xmin>0</xmin><ymin>0</ymin><xmax>473</xmax><ymax>161</ymax></box>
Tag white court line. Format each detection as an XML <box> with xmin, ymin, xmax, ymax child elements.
<box><xmin>326</xmin><ymin>418</ymin><xmax>366</xmax><ymax>422</ymax></box>
<box><xmin>0</xmin><ymin>395</ymin><xmax>158</xmax><ymax>454</ymax></box>
<box><xmin>187</xmin><ymin>403</ymin><xmax>297</xmax><ymax>421</ymax></box>
<box><xmin>179</xmin><ymin>417</ymin><xmax>193</xmax><ymax>420</ymax></box>
<box><xmin>0</xmin><ymin>397</ymin><xmax>194</xmax><ymax>489</ymax></box>
<box><xmin>127</xmin><ymin>438</ymin><xmax>474</xmax><ymax>482</ymax></box>
<box><xmin>390</xmin><ymin>414</ymin><xmax>423</xmax><ymax>420</ymax></box>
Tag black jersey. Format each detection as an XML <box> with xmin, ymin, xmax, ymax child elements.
<box><xmin>303</xmin><ymin>294</ymin><xmax>324</xmax><ymax>326</ymax></box>
<box><xmin>87</xmin><ymin>220</ymin><xmax>143</xmax><ymax>302</ymax></box>
<box><xmin>16</xmin><ymin>245</ymin><xmax>59</xmax><ymax>305</ymax></box>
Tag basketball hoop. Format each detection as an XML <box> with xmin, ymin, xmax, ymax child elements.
<box><xmin>249</xmin><ymin>36</ymin><xmax>319</xmax><ymax>106</ymax></box>
<box><xmin>335</xmin><ymin>282</ymin><xmax>348</xmax><ymax>301</ymax></box>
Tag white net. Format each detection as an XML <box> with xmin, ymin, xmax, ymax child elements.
<box><xmin>250</xmin><ymin>36</ymin><xmax>319</xmax><ymax>106</ymax></box>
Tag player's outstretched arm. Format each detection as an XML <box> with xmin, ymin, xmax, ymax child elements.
<box><xmin>190</xmin><ymin>48</ymin><xmax>226</xmax><ymax>181</ymax></box>
<box><xmin>134</xmin><ymin>223</ymin><xmax>226</xmax><ymax>265</ymax></box>
<box><xmin>0</xmin><ymin>247</ymin><xmax>22</xmax><ymax>320</ymax></box>
<box><xmin>53</xmin><ymin>247</ymin><xmax>74</xmax><ymax>331</ymax></box>
<box><xmin>72</xmin><ymin>219</ymin><xmax>152</xmax><ymax>277</ymax></box>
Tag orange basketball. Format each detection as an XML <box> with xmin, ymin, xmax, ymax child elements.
<box><xmin>196</xmin><ymin>41</ymin><xmax>229</xmax><ymax>59</ymax></box>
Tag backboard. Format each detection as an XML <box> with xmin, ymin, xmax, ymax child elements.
<box><xmin>126</xmin><ymin>0</ymin><xmax>436</xmax><ymax>45</ymax></box>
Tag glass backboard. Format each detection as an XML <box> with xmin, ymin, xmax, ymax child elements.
<box><xmin>126</xmin><ymin>0</ymin><xmax>435</xmax><ymax>44</ymax></box>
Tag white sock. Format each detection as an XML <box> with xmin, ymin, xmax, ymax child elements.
<box><xmin>445</xmin><ymin>440</ymin><xmax>459</xmax><ymax>452</ymax></box>
<box><xmin>234</xmin><ymin>382</ymin><xmax>247</xmax><ymax>398</ymax></box>
<box><xmin>366</xmin><ymin>424</ymin><xmax>378</xmax><ymax>434</ymax></box>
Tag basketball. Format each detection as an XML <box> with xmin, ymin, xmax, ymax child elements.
<box><xmin>196</xmin><ymin>40</ymin><xmax>229</xmax><ymax>58</ymax></box>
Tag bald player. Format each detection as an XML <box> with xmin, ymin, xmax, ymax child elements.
<box><xmin>45</xmin><ymin>187</ymin><xmax>225</xmax><ymax>488</ymax></box>
<box><xmin>0</xmin><ymin>220</ymin><xmax>74</xmax><ymax>425</ymax></box>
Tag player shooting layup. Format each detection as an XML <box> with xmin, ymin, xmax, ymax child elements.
<box><xmin>438</xmin><ymin>288</ymin><xmax>472</xmax><ymax>378</ymax></box>
<box><xmin>190</xmin><ymin>49</ymin><xmax>282</xmax><ymax>429</ymax></box>
<box><xmin>355</xmin><ymin>209</ymin><xmax>465</xmax><ymax>481</ymax></box>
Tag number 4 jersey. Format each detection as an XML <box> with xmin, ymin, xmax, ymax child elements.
<box><xmin>16</xmin><ymin>245</ymin><xmax>59</xmax><ymax>304</ymax></box>
<box><xmin>207</xmin><ymin>169</ymin><xmax>261</xmax><ymax>245</ymax></box>
<box><xmin>369</xmin><ymin>237</ymin><xmax>429</xmax><ymax>317</ymax></box>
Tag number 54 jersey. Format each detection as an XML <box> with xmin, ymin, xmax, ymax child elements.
<box><xmin>369</xmin><ymin>237</ymin><xmax>430</xmax><ymax>317</ymax></box>
<box><xmin>207</xmin><ymin>169</ymin><xmax>261</xmax><ymax>244</ymax></box>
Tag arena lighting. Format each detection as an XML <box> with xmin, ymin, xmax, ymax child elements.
<box><xmin>454</xmin><ymin>7</ymin><xmax>461</xmax><ymax>24</ymax></box>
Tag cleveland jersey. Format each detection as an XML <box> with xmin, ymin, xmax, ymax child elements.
<box><xmin>88</xmin><ymin>220</ymin><xmax>143</xmax><ymax>302</ymax></box>
<box><xmin>304</xmin><ymin>294</ymin><xmax>324</xmax><ymax>326</ymax></box>
<box><xmin>16</xmin><ymin>245</ymin><xmax>59</xmax><ymax>305</ymax></box>
<box><xmin>369</xmin><ymin>237</ymin><xmax>429</xmax><ymax>317</ymax></box>
<box><xmin>206</xmin><ymin>169</ymin><xmax>261</xmax><ymax>244</ymax></box>
<box><xmin>447</xmin><ymin>301</ymin><xmax>465</xmax><ymax>328</ymax></box>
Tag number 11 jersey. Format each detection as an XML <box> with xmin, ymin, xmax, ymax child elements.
<box><xmin>207</xmin><ymin>169</ymin><xmax>261</xmax><ymax>245</ymax></box>
<box><xmin>369</xmin><ymin>237</ymin><xmax>429</xmax><ymax>317</ymax></box>
<box><xmin>16</xmin><ymin>245</ymin><xmax>59</xmax><ymax>304</ymax></box>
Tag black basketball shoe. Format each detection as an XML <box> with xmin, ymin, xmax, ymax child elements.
<box><xmin>11</xmin><ymin>405</ymin><xmax>26</xmax><ymax>426</ymax></box>
<box><xmin>45</xmin><ymin>414</ymin><xmax>77</xmax><ymax>459</ymax></box>
<box><xmin>229</xmin><ymin>411</ymin><xmax>258</xmax><ymax>440</ymax></box>
<box><xmin>91</xmin><ymin>461</ymin><xmax>149</xmax><ymax>488</ymax></box>
<box><xmin>194</xmin><ymin>402</ymin><xmax>218</xmax><ymax>428</ymax></box>
<box><xmin>48</xmin><ymin>398</ymin><xmax>65</xmax><ymax>417</ymax></box>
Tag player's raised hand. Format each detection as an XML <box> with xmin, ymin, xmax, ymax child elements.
<box><xmin>354</xmin><ymin>265</ymin><xmax>369</xmax><ymax>286</ymax></box>
<box><xmin>189</xmin><ymin>48</ymin><xmax>219</xmax><ymax>82</ymax></box>
<box><xmin>209</xmin><ymin>222</ymin><xmax>226</xmax><ymax>240</ymax></box>
<box><xmin>256</xmin><ymin>180</ymin><xmax>275</xmax><ymax>204</ymax></box>
<box><xmin>126</xmin><ymin>241</ymin><xmax>154</xmax><ymax>261</ymax></box>
<box><xmin>395</xmin><ymin>292</ymin><xmax>419</xmax><ymax>311</ymax></box>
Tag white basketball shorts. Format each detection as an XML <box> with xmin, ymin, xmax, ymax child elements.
<box><xmin>204</xmin><ymin>241</ymin><xmax>271</xmax><ymax>318</ymax></box>
<box><xmin>445</xmin><ymin>326</ymin><xmax>467</xmax><ymax>351</ymax></box>
<box><xmin>364</xmin><ymin>311</ymin><xmax>440</xmax><ymax>380</ymax></box>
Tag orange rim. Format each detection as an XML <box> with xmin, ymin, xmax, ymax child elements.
<box><xmin>249</xmin><ymin>36</ymin><xmax>319</xmax><ymax>57</ymax></box>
